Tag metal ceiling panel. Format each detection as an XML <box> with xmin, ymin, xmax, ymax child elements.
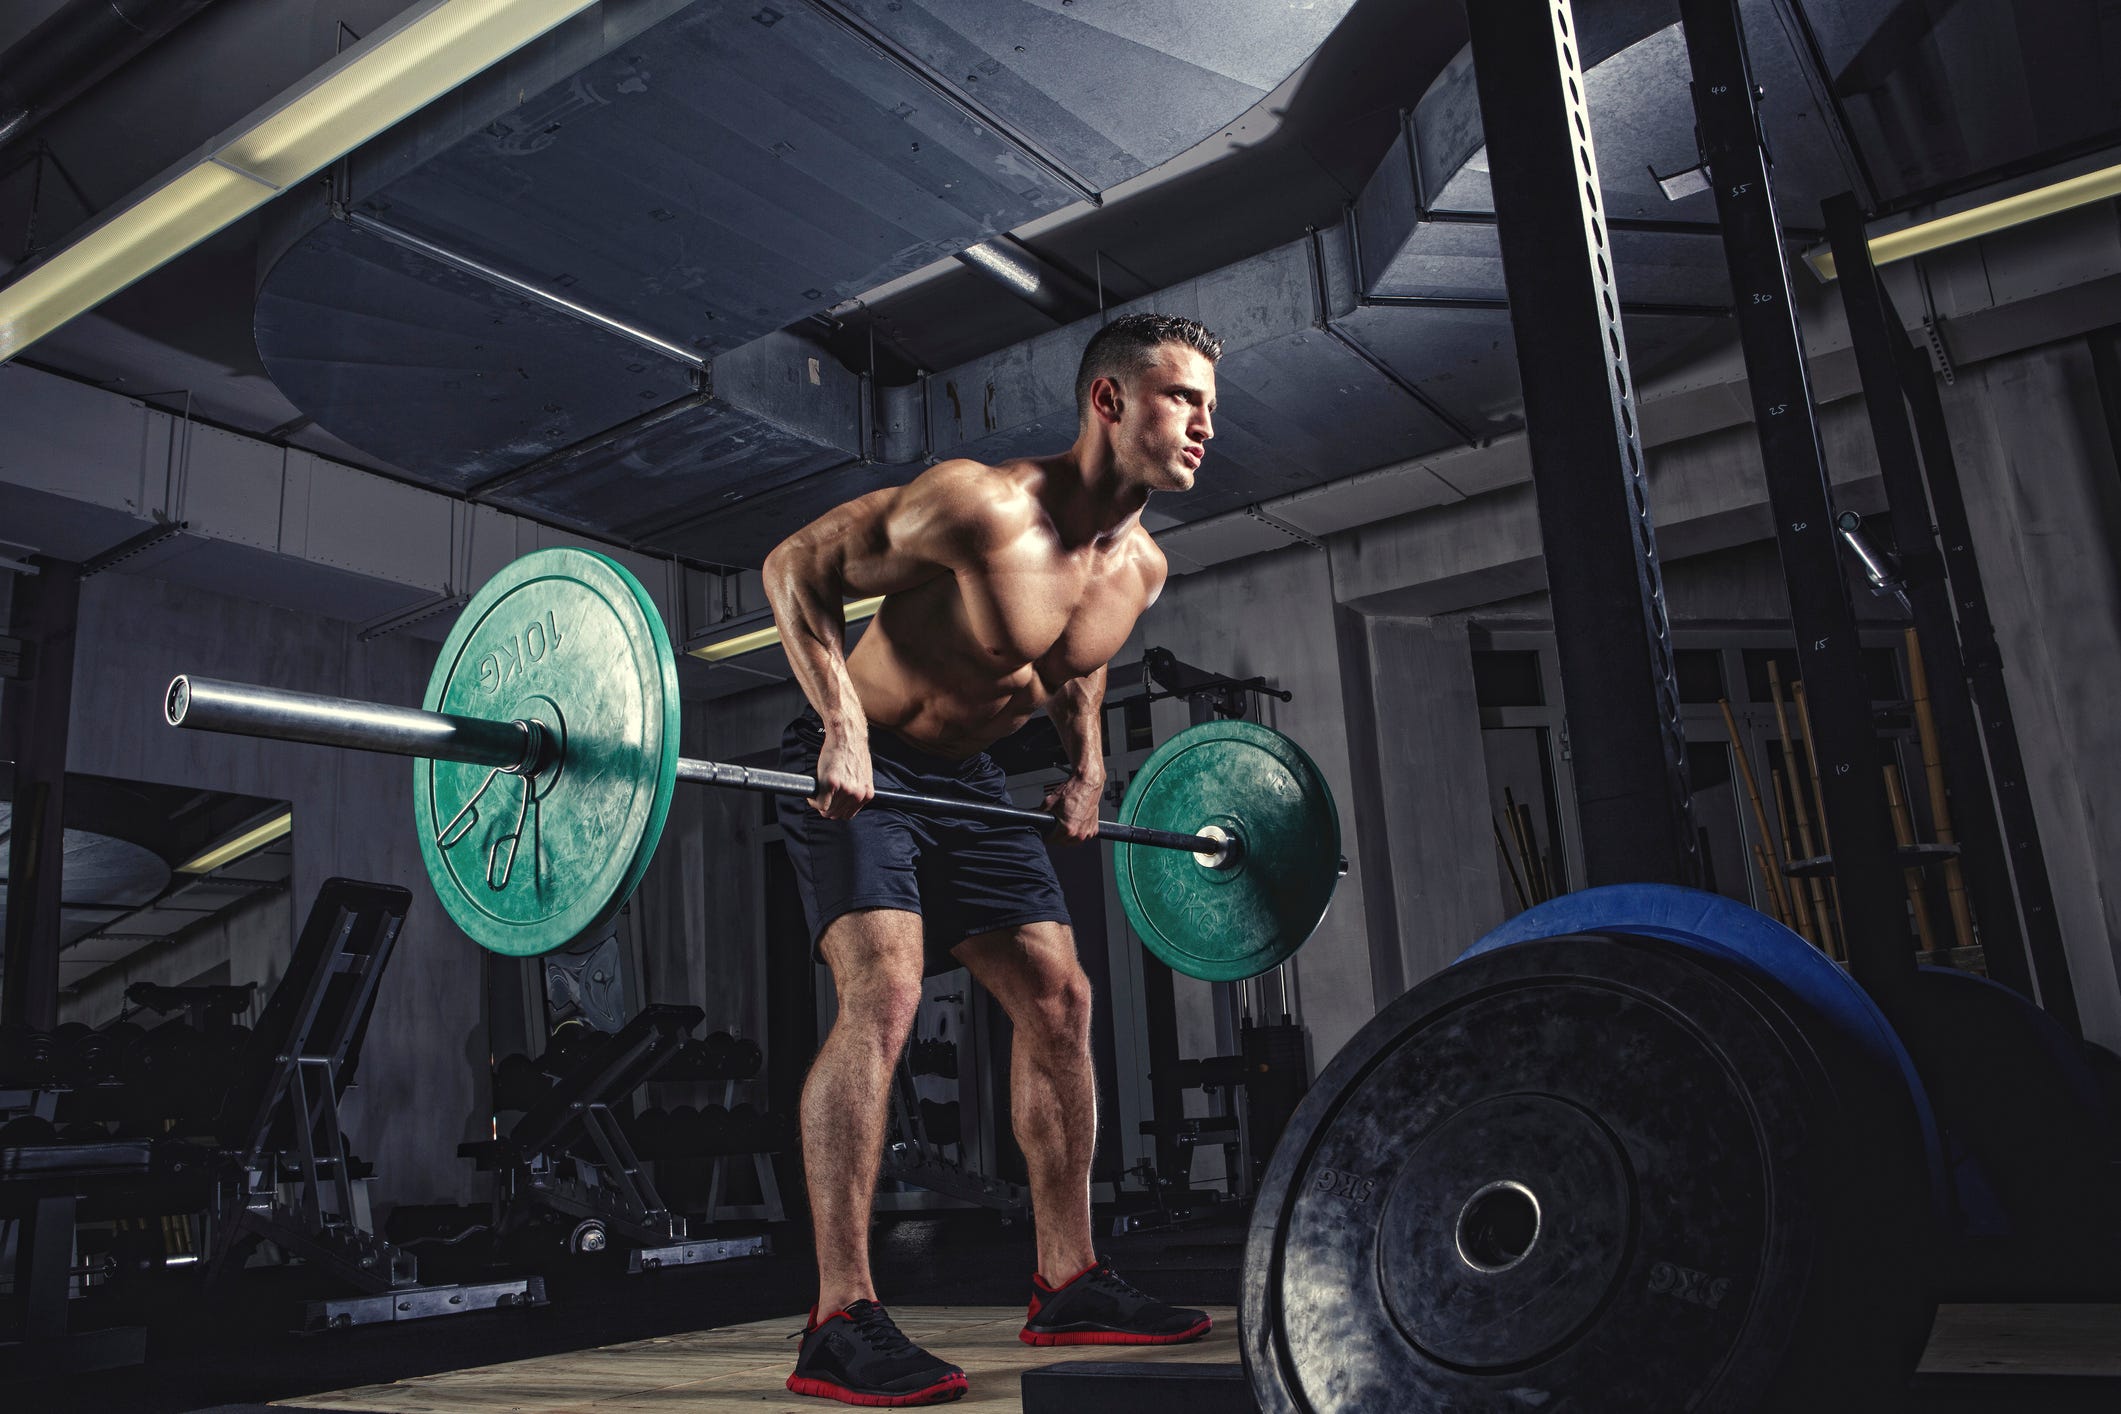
<box><xmin>1333</xmin><ymin>299</ymin><xmax>1722</xmax><ymax>440</ymax></box>
<box><xmin>823</xmin><ymin>0</ymin><xmax>1341</xmax><ymax>192</ymax></box>
<box><xmin>1175</xmin><ymin>330</ymin><xmax>1466</xmax><ymax>522</ymax></box>
<box><xmin>1802</xmin><ymin>0</ymin><xmax>2121</xmax><ymax>209</ymax></box>
<box><xmin>362</xmin><ymin>2</ymin><xmax>1085</xmax><ymax>353</ymax></box>
<box><xmin>1330</xmin><ymin>302</ymin><xmax>1524</xmax><ymax>437</ymax></box>
<box><xmin>486</xmin><ymin>330</ymin><xmax>869</xmax><ymax>548</ymax></box>
<box><xmin>255</xmin><ymin>219</ymin><xmax>697</xmax><ymax>488</ymax></box>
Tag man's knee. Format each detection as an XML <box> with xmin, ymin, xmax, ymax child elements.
<box><xmin>1024</xmin><ymin>963</ymin><xmax>1094</xmax><ymax>1049</ymax></box>
<box><xmin>821</xmin><ymin>913</ymin><xmax>927</xmax><ymax>1044</ymax></box>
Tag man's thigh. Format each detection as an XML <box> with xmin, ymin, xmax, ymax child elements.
<box><xmin>819</xmin><ymin>908</ymin><xmax>927</xmax><ymax>1010</ymax></box>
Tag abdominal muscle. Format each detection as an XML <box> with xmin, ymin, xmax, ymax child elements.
<box><xmin>844</xmin><ymin>622</ymin><xmax>1048</xmax><ymax>759</ymax></box>
<box><xmin>842</xmin><ymin>584</ymin><xmax>1089</xmax><ymax>759</ymax></box>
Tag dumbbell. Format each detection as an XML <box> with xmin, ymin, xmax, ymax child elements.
<box><xmin>666</xmin><ymin>1104</ymin><xmax>704</xmax><ymax>1158</ymax></box>
<box><xmin>700</xmin><ymin>1102</ymin><xmax>730</xmax><ymax>1155</ymax></box>
<box><xmin>727</xmin><ymin>1037</ymin><xmax>763</xmax><ymax>1081</ymax></box>
<box><xmin>727</xmin><ymin>1102</ymin><xmax>763</xmax><ymax>1153</ymax></box>
<box><xmin>545</xmin><ymin>1019</ymin><xmax>602</xmax><ymax>1075</ymax></box>
<box><xmin>50</xmin><ymin>1022</ymin><xmax>95</xmax><ymax>1084</ymax></box>
<box><xmin>0</xmin><ymin>1024</ymin><xmax>57</xmax><ymax>1085</ymax></box>
<box><xmin>101</xmin><ymin>1020</ymin><xmax>148</xmax><ymax>1074</ymax></box>
<box><xmin>701</xmin><ymin>1031</ymin><xmax>735</xmax><ymax>1079</ymax></box>
<box><xmin>910</xmin><ymin>1038</ymin><xmax>960</xmax><ymax>1079</ymax></box>
<box><xmin>918</xmin><ymin>1099</ymin><xmax>962</xmax><ymax>1146</ymax></box>
<box><xmin>631</xmin><ymin>1105</ymin><xmax>671</xmax><ymax>1159</ymax></box>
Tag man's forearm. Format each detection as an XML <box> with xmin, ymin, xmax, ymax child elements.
<box><xmin>763</xmin><ymin>549</ymin><xmax>867</xmax><ymax>739</ymax></box>
<box><xmin>1048</xmin><ymin>668</ymin><xmax>1108</xmax><ymax>787</ymax></box>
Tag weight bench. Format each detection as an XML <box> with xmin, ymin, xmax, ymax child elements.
<box><xmin>208</xmin><ymin>877</ymin><xmax>544</xmax><ymax>1329</ymax></box>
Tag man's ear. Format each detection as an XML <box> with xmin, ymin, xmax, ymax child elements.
<box><xmin>1092</xmin><ymin>374</ymin><xmax>1125</xmax><ymax>426</ymax></box>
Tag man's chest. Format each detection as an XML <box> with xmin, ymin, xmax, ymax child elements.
<box><xmin>955</xmin><ymin>557</ymin><xmax>1140</xmax><ymax>676</ymax></box>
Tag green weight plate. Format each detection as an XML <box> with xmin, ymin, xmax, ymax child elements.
<box><xmin>413</xmin><ymin>548</ymin><xmax>679</xmax><ymax>957</ymax></box>
<box><xmin>1113</xmin><ymin>720</ymin><xmax>1341</xmax><ymax>982</ymax></box>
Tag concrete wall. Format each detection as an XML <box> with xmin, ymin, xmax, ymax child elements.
<box><xmin>1358</xmin><ymin>616</ymin><xmax>1504</xmax><ymax>988</ymax></box>
<box><xmin>1939</xmin><ymin>339</ymin><xmax>2121</xmax><ymax>1050</ymax></box>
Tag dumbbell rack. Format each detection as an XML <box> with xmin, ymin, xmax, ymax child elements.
<box><xmin>479</xmin><ymin>1006</ymin><xmax>773</xmax><ymax>1271</ymax></box>
<box><xmin>879</xmin><ymin>1046</ymin><xmax>1030</xmax><ymax>1221</ymax></box>
<box><xmin>702</xmin><ymin>1075</ymin><xmax>785</xmax><ymax>1225</ymax></box>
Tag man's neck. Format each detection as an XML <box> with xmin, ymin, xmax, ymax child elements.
<box><xmin>1049</xmin><ymin>438</ymin><xmax>1152</xmax><ymax>546</ymax></box>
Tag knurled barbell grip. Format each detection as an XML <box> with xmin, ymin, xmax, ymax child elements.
<box><xmin>167</xmin><ymin>674</ymin><xmax>1231</xmax><ymax>862</ymax></box>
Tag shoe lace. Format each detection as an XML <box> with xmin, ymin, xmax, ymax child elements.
<box><xmin>848</xmin><ymin>1303</ymin><xmax>917</xmax><ymax>1355</ymax></box>
<box><xmin>1084</xmin><ymin>1261</ymin><xmax>1148</xmax><ymax>1301</ymax></box>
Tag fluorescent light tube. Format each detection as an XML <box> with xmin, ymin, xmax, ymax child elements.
<box><xmin>218</xmin><ymin>0</ymin><xmax>596</xmax><ymax>186</ymax></box>
<box><xmin>691</xmin><ymin>598</ymin><xmax>886</xmax><ymax>664</ymax></box>
<box><xmin>1806</xmin><ymin>159</ymin><xmax>2121</xmax><ymax>281</ymax></box>
<box><xmin>178</xmin><ymin>810</ymin><xmax>292</xmax><ymax>875</ymax></box>
<box><xmin>0</xmin><ymin>163</ymin><xmax>274</xmax><ymax>359</ymax></box>
<box><xmin>0</xmin><ymin>0</ymin><xmax>598</xmax><ymax>361</ymax></box>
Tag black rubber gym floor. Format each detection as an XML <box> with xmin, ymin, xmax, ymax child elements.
<box><xmin>10</xmin><ymin>1208</ymin><xmax>2118</xmax><ymax>1412</ymax></box>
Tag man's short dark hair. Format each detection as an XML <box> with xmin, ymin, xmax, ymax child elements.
<box><xmin>1074</xmin><ymin>312</ymin><xmax>1223</xmax><ymax>418</ymax></box>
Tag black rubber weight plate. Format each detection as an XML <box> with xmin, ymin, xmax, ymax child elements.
<box><xmin>1242</xmin><ymin>933</ymin><xmax>1933</xmax><ymax>1414</ymax></box>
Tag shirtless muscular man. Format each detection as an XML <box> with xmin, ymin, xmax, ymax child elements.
<box><xmin>763</xmin><ymin>313</ymin><xmax>1222</xmax><ymax>1406</ymax></box>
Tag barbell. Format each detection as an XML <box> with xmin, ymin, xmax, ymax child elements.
<box><xmin>162</xmin><ymin>547</ymin><xmax>1344</xmax><ymax>980</ymax></box>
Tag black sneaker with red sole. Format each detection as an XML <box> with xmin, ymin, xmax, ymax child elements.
<box><xmin>787</xmin><ymin>1300</ymin><xmax>968</xmax><ymax>1407</ymax></box>
<box><xmin>1019</xmin><ymin>1258</ymin><xmax>1213</xmax><ymax>1346</ymax></box>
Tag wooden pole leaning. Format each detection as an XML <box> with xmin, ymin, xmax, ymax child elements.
<box><xmin>1770</xmin><ymin>765</ymin><xmax>1820</xmax><ymax>946</ymax></box>
<box><xmin>1769</xmin><ymin>662</ymin><xmax>1838</xmax><ymax>958</ymax></box>
<box><xmin>1717</xmin><ymin>697</ymin><xmax>1793</xmax><ymax>926</ymax></box>
<box><xmin>1883</xmin><ymin>763</ymin><xmax>1939</xmax><ymax>953</ymax></box>
<box><xmin>1904</xmin><ymin>627</ymin><xmax>1975</xmax><ymax>950</ymax></box>
<box><xmin>1790</xmin><ymin>680</ymin><xmax>1849</xmax><ymax>957</ymax></box>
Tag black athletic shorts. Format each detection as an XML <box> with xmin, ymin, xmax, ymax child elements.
<box><xmin>776</xmin><ymin>707</ymin><xmax>1073</xmax><ymax>974</ymax></box>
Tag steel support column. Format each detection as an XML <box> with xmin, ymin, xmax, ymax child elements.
<box><xmin>1</xmin><ymin>555</ymin><xmax>79</xmax><ymax>1030</ymax></box>
<box><xmin>1823</xmin><ymin>193</ymin><xmax>2063</xmax><ymax>1022</ymax></box>
<box><xmin>1679</xmin><ymin>0</ymin><xmax>1910</xmax><ymax>1004</ymax></box>
<box><xmin>1465</xmin><ymin>0</ymin><xmax>1699</xmax><ymax>889</ymax></box>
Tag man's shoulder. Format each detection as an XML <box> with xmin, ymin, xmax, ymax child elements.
<box><xmin>1123</xmin><ymin>523</ymin><xmax>1169</xmax><ymax>596</ymax></box>
<box><xmin>909</xmin><ymin>457</ymin><xmax>1042</xmax><ymax>523</ymax></box>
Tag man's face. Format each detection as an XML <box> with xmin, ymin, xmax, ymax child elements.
<box><xmin>1106</xmin><ymin>344</ymin><xmax>1216</xmax><ymax>492</ymax></box>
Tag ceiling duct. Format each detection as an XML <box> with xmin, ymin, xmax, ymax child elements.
<box><xmin>252</xmin><ymin>0</ymin><xmax>1354</xmax><ymax>506</ymax></box>
<box><xmin>666</xmin><ymin>0</ymin><xmax>1869</xmax><ymax>567</ymax></box>
<box><xmin>0</xmin><ymin>0</ymin><xmax>222</xmax><ymax>151</ymax></box>
<box><xmin>955</xmin><ymin>236</ymin><xmax>1099</xmax><ymax>324</ymax></box>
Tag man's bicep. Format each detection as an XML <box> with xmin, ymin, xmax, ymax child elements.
<box><xmin>842</xmin><ymin>462</ymin><xmax>1007</xmax><ymax>593</ymax></box>
<box><xmin>809</xmin><ymin>480</ymin><xmax>962</xmax><ymax>598</ymax></box>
